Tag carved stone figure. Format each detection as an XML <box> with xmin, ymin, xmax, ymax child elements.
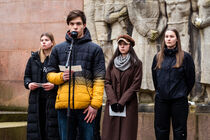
<box><xmin>104</xmin><ymin>0</ymin><xmax>129</xmax><ymax>51</ymax></box>
<box><xmin>84</xmin><ymin>0</ymin><xmax>113</xmax><ymax>67</ymax></box>
<box><xmin>127</xmin><ymin>0</ymin><xmax>167</xmax><ymax>95</ymax></box>
<box><xmin>192</xmin><ymin>0</ymin><xmax>210</xmax><ymax>103</ymax></box>
<box><xmin>165</xmin><ymin>0</ymin><xmax>197</xmax><ymax>52</ymax></box>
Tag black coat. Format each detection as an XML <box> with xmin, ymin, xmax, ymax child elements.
<box><xmin>152</xmin><ymin>48</ymin><xmax>195</xmax><ymax>99</ymax></box>
<box><xmin>24</xmin><ymin>51</ymin><xmax>60</xmax><ymax>140</ymax></box>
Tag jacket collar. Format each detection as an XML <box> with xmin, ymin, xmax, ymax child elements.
<box><xmin>65</xmin><ymin>27</ymin><xmax>92</xmax><ymax>44</ymax></box>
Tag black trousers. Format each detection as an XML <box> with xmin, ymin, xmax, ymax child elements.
<box><xmin>154</xmin><ymin>95</ymin><xmax>189</xmax><ymax>140</ymax></box>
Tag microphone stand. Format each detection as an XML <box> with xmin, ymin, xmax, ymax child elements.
<box><xmin>65</xmin><ymin>31</ymin><xmax>77</xmax><ymax>140</ymax></box>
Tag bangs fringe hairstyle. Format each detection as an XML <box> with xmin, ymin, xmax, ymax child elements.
<box><xmin>40</xmin><ymin>32</ymin><xmax>56</xmax><ymax>47</ymax></box>
<box><xmin>155</xmin><ymin>28</ymin><xmax>184</xmax><ymax>69</ymax></box>
<box><xmin>66</xmin><ymin>10</ymin><xmax>86</xmax><ymax>25</ymax></box>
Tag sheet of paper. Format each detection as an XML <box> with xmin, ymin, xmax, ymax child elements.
<box><xmin>59</xmin><ymin>65</ymin><xmax>82</xmax><ymax>72</ymax></box>
<box><xmin>109</xmin><ymin>105</ymin><xmax>126</xmax><ymax>117</ymax></box>
<box><xmin>36</xmin><ymin>83</ymin><xmax>42</xmax><ymax>87</ymax></box>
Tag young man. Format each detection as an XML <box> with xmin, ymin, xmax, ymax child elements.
<box><xmin>47</xmin><ymin>10</ymin><xmax>105</xmax><ymax>140</ymax></box>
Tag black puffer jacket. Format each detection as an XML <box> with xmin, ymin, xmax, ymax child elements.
<box><xmin>152</xmin><ymin>47</ymin><xmax>195</xmax><ymax>99</ymax></box>
<box><xmin>24</xmin><ymin>51</ymin><xmax>59</xmax><ymax>140</ymax></box>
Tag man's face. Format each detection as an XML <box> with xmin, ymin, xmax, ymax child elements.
<box><xmin>68</xmin><ymin>17</ymin><xmax>86</xmax><ymax>38</ymax></box>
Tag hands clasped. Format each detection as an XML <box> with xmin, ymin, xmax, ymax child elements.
<box><xmin>28</xmin><ymin>82</ymin><xmax>54</xmax><ymax>91</ymax></box>
<box><xmin>111</xmin><ymin>103</ymin><xmax>124</xmax><ymax>112</ymax></box>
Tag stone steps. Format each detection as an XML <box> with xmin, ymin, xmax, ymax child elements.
<box><xmin>0</xmin><ymin>122</ymin><xmax>27</xmax><ymax>140</ymax></box>
<box><xmin>0</xmin><ymin>111</ymin><xmax>27</xmax><ymax>140</ymax></box>
<box><xmin>0</xmin><ymin>111</ymin><xmax>27</xmax><ymax>122</ymax></box>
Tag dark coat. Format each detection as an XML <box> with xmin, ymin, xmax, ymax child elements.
<box><xmin>24</xmin><ymin>51</ymin><xmax>60</xmax><ymax>140</ymax></box>
<box><xmin>102</xmin><ymin>60</ymin><xmax>142</xmax><ymax>140</ymax></box>
<box><xmin>152</xmin><ymin>49</ymin><xmax>195</xmax><ymax>99</ymax></box>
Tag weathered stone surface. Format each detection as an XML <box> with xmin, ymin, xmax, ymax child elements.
<box><xmin>0</xmin><ymin>0</ymin><xmax>83</xmax><ymax>109</ymax></box>
<box><xmin>0</xmin><ymin>81</ymin><xmax>29</xmax><ymax>108</ymax></box>
<box><xmin>84</xmin><ymin>0</ymin><xmax>210</xmax><ymax>104</ymax></box>
<box><xmin>196</xmin><ymin>104</ymin><xmax>210</xmax><ymax>113</ymax></box>
<box><xmin>197</xmin><ymin>113</ymin><xmax>210</xmax><ymax>140</ymax></box>
<box><xmin>0</xmin><ymin>122</ymin><xmax>27</xmax><ymax>140</ymax></box>
<box><xmin>0</xmin><ymin>111</ymin><xmax>27</xmax><ymax>122</ymax></box>
<box><xmin>136</xmin><ymin>112</ymin><xmax>210</xmax><ymax>140</ymax></box>
<box><xmin>127</xmin><ymin>0</ymin><xmax>167</xmax><ymax>92</ymax></box>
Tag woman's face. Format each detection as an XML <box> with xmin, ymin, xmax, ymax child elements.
<box><xmin>164</xmin><ymin>30</ymin><xmax>177</xmax><ymax>49</ymax></box>
<box><xmin>118</xmin><ymin>40</ymin><xmax>130</xmax><ymax>56</ymax></box>
<box><xmin>40</xmin><ymin>36</ymin><xmax>53</xmax><ymax>50</ymax></box>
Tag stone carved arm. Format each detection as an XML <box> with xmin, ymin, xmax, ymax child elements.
<box><xmin>200</xmin><ymin>17</ymin><xmax>210</xmax><ymax>28</ymax></box>
<box><xmin>127</xmin><ymin>2</ymin><xmax>150</xmax><ymax>37</ymax></box>
<box><xmin>105</xmin><ymin>6</ymin><xmax>128</xmax><ymax>24</ymax></box>
<box><xmin>156</xmin><ymin>0</ymin><xmax>167</xmax><ymax>37</ymax></box>
<box><xmin>190</xmin><ymin>0</ymin><xmax>210</xmax><ymax>29</ymax></box>
<box><xmin>191</xmin><ymin>0</ymin><xmax>200</xmax><ymax>27</ymax></box>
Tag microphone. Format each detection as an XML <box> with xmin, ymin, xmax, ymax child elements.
<box><xmin>70</xmin><ymin>31</ymin><xmax>78</xmax><ymax>39</ymax></box>
<box><xmin>65</xmin><ymin>31</ymin><xmax>78</xmax><ymax>68</ymax></box>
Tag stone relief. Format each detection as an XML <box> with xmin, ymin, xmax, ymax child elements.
<box><xmin>127</xmin><ymin>0</ymin><xmax>167</xmax><ymax>96</ymax></box>
<box><xmin>192</xmin><ymin>0</ymin><xmax>210</xmax><ymax>103</ymax></box>
<box><xmin>84</xmin><ymin>0</ymin><xmax>210</xmax><ymax>103</ymax></box>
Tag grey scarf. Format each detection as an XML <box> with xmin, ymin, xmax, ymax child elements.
<box><xmin>114</xmin><ymin>54</ymin><xmax>131</xmax><ymax>71</ymax></box>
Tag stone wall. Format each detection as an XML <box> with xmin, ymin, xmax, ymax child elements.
<box><xmin>137</xmin><ymin>112</ymin><xmax>210</xmax><ymax>140</ymax></box>
<box><xmin>0</xmin><ymin>0</ymin><xmax>83</xmax><ymax>110</ymax></box>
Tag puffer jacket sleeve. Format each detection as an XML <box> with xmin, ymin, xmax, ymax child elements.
<box><xmin>24</xmin><ymin>57</ymin><xmax>32</xmax><ymax>89</ymax></box>
<box><xmin>184</xmin><ymin>52</ymin><xmax>195</xmax><ymax>94</ymax></box>
<box><xmin>47</xmin><ymin>46</ymin><xmax>60</xmax><ymax>73</ymax></box>
<box><xmin>91</xmin><ymin>47</ymin><xmax>106</xmax><ymax>109</ymax></box>
<box><xmin>47</xmin><ymin>46</ymin><xmax>65</xmax><ymax>85</ymax></box>
<box><xmin>47</xmin><ymin>72</ymin><xmax>65</xmax><ymax>85</ymax></box>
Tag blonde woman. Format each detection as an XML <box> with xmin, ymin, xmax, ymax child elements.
<box><xmin>24</xmin><ymin>32</ymin><xmax>59</xmax><ymax>140</ymax></box>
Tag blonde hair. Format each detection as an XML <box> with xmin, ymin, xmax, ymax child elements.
<box><xmin>39</xmin><ymin>32</ymin><xmax>55</xmax><ymax>63</ymax></box>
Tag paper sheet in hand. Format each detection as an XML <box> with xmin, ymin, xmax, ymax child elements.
<box><xmin>36</xmin><ymin>83</ymin><xmax>42</xmax><ymax>87</ymax></box>
<box><xmin>59</xmin><ymin>65</ymin><xmax>82</xmax><ymax>72</ymax></box>
<box><xmin>109</xmin><ymin>105</ymin><xmax>126</xmax><ymax>117</ymax></box>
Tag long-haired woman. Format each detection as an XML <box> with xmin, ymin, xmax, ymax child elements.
<box><xmin>152</xmin><ymin>29</ymin><xmax>195</xmax><ymax>140</ymax></box>
<box><xmin>24</xmin><ymin>32</ymin><xmax>60</xmax><ymax>140</ymax></box>
<box><xmin>102</xmin><ymin>34</ymin><xmax>142</xmax><ymax>140</ymax></box>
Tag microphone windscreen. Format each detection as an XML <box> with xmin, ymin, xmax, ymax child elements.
<box><xmin>71</xmin><ymin>31</ymin><xmax>78</xmax><ymax>39</ymax></box>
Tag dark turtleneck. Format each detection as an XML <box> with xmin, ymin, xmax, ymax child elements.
<box><xmin>164</xmin><ymin>46</ymin><xmax>178</xmax><ymax>56</ymax></box>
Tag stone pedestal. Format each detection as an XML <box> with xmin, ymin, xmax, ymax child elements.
<box><xmin>196</xmin><ymin>103</ymin><xmax>210</xmax><ymax>113</ymax></box>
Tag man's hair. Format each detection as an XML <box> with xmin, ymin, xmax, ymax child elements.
<box><xmin>66</xmin><ymin>10</ymin><xmax>86</xmax><ymax>25</ymax></box>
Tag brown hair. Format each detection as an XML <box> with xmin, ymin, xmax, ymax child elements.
<box><xmin>155</xmin><ymin>28</ymin><xmax>184</xmax><ymax>69</ymax></box>
<box><xmin>40</xmin><ymin>32</ymin><xmax>56</xmax><ymax>47</ymax></box>
<box><xmin>66</xmin><ymin>10</ymin><xmax>86</xmax><ymax>25</ymax></box>
<box><xmin>107</xmin><ymin>35</ymin><xmax>140</xmax><ymax>71</ymax></box>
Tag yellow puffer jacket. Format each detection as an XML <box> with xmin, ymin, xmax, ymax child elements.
<box><xmin>47</xmin><ymin>72</ymin><xmax>104</xmax><ymax>109</ymax></box>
